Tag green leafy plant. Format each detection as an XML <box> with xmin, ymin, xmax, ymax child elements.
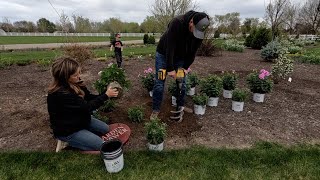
<box><xmin>271</xmin><ymin>54</ymin><xmax>294</xmax><ymax>82</ymax></box>
<box><xmin>94</xmin><ymin>63</ymin><xmax>130</xmax><ymax>94</ymax></box>
<box><xmin>148</xmin><ymin>36</ymin><xmax>156</xmax><ymax>44</ymax></box>
<box><xmin>145</xmin><ymin>117</ymin><xmax>167</xmax><ymax>145</ymax></box>
<box><xmin>98</xmin><ymin>100</ymin><xmax>116</xmax><ymax>113</ymax></box>
<box><xmin>143</xmin><ymin>34</ymin><xmax>149</xmax><ymax>44</ymax></box>
<box><xmin>222</xmin><ymin>39</ymin><xmax>245</xmax><ymax>52</ymax></box>
<box><xmin>128</xmin><ymin>106</ymin><xmax>144</xmax><ymax>123</ymax></box>
<box><xmin>232</xmin><ymin>88</ymin><xmax>248</xmax><ymax>102</ymax></box>
<box><xmin>247</xmin><ymin>69</ymin><xmax>273</xmax><ymax>94</ymax></box>
<box><xmin>260</xmin><ymin>39</ymin><xmax>284</xmax><ymax>61</ymax></box>
<box><xmin>287</xmin><ymin>46</ymin><xmax>302</xmax><ymax>54</ymax></box>
<box><xmin>200</xmin><ymin>75</ymin><xmax>223</xmax><ymax>97</ymax></box>
<box><xmin>298</xmin><ymin>54</ymin><xmax>320</xmax><ymax>64</ymax></box>
<box><xmin>245</xmin><ymin>27</ymin><xmax>272</xmax><ymax>49</ymax></box>
<box><xmin>140</xmin><ymin>67</ymin><xmax>155</xmax><ymax>91</ymax></box>
<box><xmin>192</xmin><ymin>94</ymin><xmax>209</xmax><ymax>106</ymax></box>
<box><xmin>222</xmin><ymin>71</ymin><xmax>237</xmax><ymax>90</ymax></box>
<box><xmin>186</xmin><ymin>71</ymin><xmax>199</xmax><ymax>88</ymax></box>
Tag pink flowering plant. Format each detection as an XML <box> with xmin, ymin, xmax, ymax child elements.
<box><xmin>140</xmin><ymin>67</ymin><xmax>155</xmax><ymax>91</ymax></box>
<box><xmin>246</xmin><ymin>69</ymin><xmax>273</xmax><ymax>94</ymax></box>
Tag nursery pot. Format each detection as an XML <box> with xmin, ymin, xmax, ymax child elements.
<box><xmin>207</xmin><ymin>97</ymin><xmax>219</xmax><ymax>107</ymax></box>
<box><xmin>172</xmin><ymin>96</ymin><xmax>177</xmax><ymax>106</ymax></box>
<box><xmin>232</xmin><ymin>101</ymin><xmax>244</xmax><ymax>112</ymax></box>
<box><xmin>149</xmin><ymin>91</ymin><xmax>153</xmax><ymax>97</ymax></box>
<box><xmin>253</xmin><ymin>93</ymin><xmax>265</xmax><ymax>103</ymax></box>
<box><xmin>223</xmin><ymin>89</ymin><xmax>232</xmax><ymax>99</ymax></box>
<box><xmin>194</xmin><ymin>104</ymin><xmax>206</xmax><ymax>115</ymax></box>
<box><xmin>147</xmin><ymin>142</ymin><xmax>164</xmax><ymax>151</ymax></box>
<box><xmin>187</xmin><ymin>87</ymin><xmax>196</xmax><ymax>96</ymax></box>
<box><xmin>100</xmin><ymin>139</ymin><xmax>124</xmax><ymax>173</ymax></box>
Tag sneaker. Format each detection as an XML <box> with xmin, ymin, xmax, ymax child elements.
<box><xmin>150</xmin><ymin>111</ymin><xmax>159</xmax><ymax>120</ymax></box>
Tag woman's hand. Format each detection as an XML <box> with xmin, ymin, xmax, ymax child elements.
<box><xmin>105</xmin><ymin>86</ymin><xmax>119</xmax><ymax>98</ymax></box>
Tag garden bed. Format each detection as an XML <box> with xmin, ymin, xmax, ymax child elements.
<box><xmin>0</xmin><ymin>49</ymin><xmax>319</xmax><ymax>151</ymax></box>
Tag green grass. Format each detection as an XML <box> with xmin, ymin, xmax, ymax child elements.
<box><xmin>295</xmin><ymin>43</ymin><xmax>320</xmax><ymax>64</ymax></box>
<box><xmin>0</xmin><ymin>45</ymin><xmax>156</xmax><ymax>68</ymax></box>
<box><xmin>0</xmin><ymin>143</ymin><xmax>320</xmax><ymax>179</ymax></box>
<box><xmin>0</xmin><ymin>36</ymin><xmax>142</xmax><ymax>45</ymax></box>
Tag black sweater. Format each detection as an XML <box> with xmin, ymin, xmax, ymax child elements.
<box><xmin>47</xmin><ymin>86</ymin><xmax>108</xmax><ymax>137</ymax></box>
<box><xmin>156</xmin><ymin>11</ymin><xmax>203</xmax><ymax>72</ymax></box>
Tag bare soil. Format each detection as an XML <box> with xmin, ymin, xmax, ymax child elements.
<box><xmin>0</xmin><ymin>49</ymin><xmax>319</xmax><ymax>152</ymax></box>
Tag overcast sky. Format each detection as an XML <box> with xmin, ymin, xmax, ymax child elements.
<box><xmin>0</xmin><ymin>0</ymin><xmax>304</xmax><ymax>24</ymax></box>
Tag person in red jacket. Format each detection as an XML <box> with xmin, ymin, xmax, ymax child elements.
<box><xmin>151</xmin><ymin>10</ymin><xmax>210</xmax><ymax>122</ymax></box>
<box><xmin>47</xmin><ymin>57</ymin><xmax>118</xmax><ymax>151</ymax></box>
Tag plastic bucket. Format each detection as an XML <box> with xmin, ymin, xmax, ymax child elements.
<box><xmin>100</xmin><ymin>139</ymin><xmax>124</xmax><ymax>173</ymax></box>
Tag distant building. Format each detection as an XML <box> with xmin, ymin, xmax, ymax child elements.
<box><xmin>0</xmin><ymin>29</ymin><xmax>6</xmax><ymax>35</ymax></box>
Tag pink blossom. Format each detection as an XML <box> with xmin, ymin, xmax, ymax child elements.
<box><xmin>147</xmin><ymin>67</ymin><xmax>153</xmax><ymax>73</ymax></box>
<box><xmin>144</xmin><ymin>70</ymin><xmax>148</xmax><ymax>74</ymax></box>
<box><xmin>259</xmin><ymin>73</ymin><xmax>266</xmax><ymax>79</ymax></box>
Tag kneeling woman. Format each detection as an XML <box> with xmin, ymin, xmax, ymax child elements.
<box><xmin>47</xmin><ymin>57</ymin><xmax>118</xmax><ymax>151</ymax></box>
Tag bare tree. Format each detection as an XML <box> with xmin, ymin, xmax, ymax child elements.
<box><xmin>150</xmin><ymin>0</ymin><xmax>197</xmax><ymax>32</ymax></box>
<box><xmin>299</xmin><ymin>0</ymin><xmax>320</xmax><ymax>34</ymax></box>
<box><xmin>283</xmin><ymin>1</ymin><xmax>299</xmax><ymax>34</ymax></box>
<box><xmin>265</xmin><ymin>0</ymin><xmax>289</xmax><ymax>39</ymax></box>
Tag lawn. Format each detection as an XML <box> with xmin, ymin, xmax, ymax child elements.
<box><xmin>0</xmin><ymin>36</ymin><xmax>142</xmax><ymax>45</ymax></box>
<box><xmin>0</xmin><ymin>45</ymin><xmax>156</xmax><ymax>67</ymax></box>
<box><xmin>0</xmin><ymin>143</ymin><xmax>319</xmax><ymax>179</ymax></box>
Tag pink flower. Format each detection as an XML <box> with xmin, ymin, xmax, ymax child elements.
<box><xmin>259</xmin><ymin>73</ymin><xmax>266</xmax><ymax>79</ymax></box>
<box><xmin>144</xmin><ymin>70</ymin><xmax>148</xmax><ymax>74</ymax></box>
<box><xmin>147</xmin><ymin>68</ymin><xmax>153</xmax><ymax>73</ymax></box>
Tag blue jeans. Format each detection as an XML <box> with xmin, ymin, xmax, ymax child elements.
<box><xmin>57</xmin><ymin>117</ymin><xmax>109</xmax><ymax>151</ymax></box>
<box><xmin>152</xmin><ymin>52</ymin><xmax>187</xmax><ymax>111</ymax></box>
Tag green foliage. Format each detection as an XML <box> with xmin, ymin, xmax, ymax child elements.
<box><xmin>260</xmin><ymin>39</ymin><xmax>284</xmax><ymax>61</ymax></box>
<box><xmin>92</xmin><ymin>111</ymin><xmax>109</xmax><ymax>123</ymax></box>
<box><xmin>98</xmin><ymin>100</ymin><xmax>116</xmax><ymax>112</ymax></box>
<box><xmin>140</xmin><ymin>68</ymin><xmax>155</xmax><ymax>91</ymax></box>
<box><xmin>246</xmin><ymin>28</ymin><xmax>272</xmax><ymax>49</ymax></box>
<box><xmin>232</xmin><ymin>88</ymin><xmax>249</xmax><ymax>102</ymax></box>
<box><xmin>168</xmin><ymin>80</ymin><xmax>178</xmax><ymax>97</ymax></box>
<box><xmin>222</xmin><ymin>71</ymin><xmax>237</xmax><ymax>90</ymax></box>
<box><xmin>36</xmin><ymin>59</ymin><xmax>52</xmax><ymax>70</ymax></box>
<box><xmin>222</xmin><ymin>39</ymin><xmax>245</xmax><ymax>52</ymax></box>
<box><xmin>272</xmin><ymin>55</ymin><xmax>294</xmax><ymax>81</ymax></box>
<box><xmin>298</xmin><ymin>54</ymin><xmax>320</xmax><ymax>64</ymax></box>
<box><xmin>200</xmin><ymin>75</ymin><xmax>223</xmax><ymax>97</ymax></box>
<box><xmin>128</xmin><ymin>106</ymin><xmax>144</xmax><ymax>123</ymax></box>
<box><xmin>287</xmin><ymin>46</ymin><xmax>302</xmax><ymax>54</ymax></box>
<box><xmin>144</xmin><ymin>117</ymin><xmax>167</xmax><ymax>145</ymax></box>
<box><xmin>192</xmin><ymin>94</ymin><xmax>209</xmax><ymax>106</ymax></box>
<box><xmin>247</xmin><ymin>70</ymin><xmax>273</xmax><ymax>94</ymax></box>
<box><xmin>109</xmin><ymin>32</ymin><xmax>116</xmax><ymax>43</ymax></box>
<box><xmin>186</xmin><ymin>72</ymin><xmax>199</xmax><ymax>88</ymax></box>
<box><xmin>148</xmin><ymin>36</ymin><xmax>156</xmax><ymax>44</ymax></box>
<box><xmin>143</xmin><ymin>34</ymin><xmax>149</xmax><ymax>44</ymax></box>
<box><xmin>94</xmin><ymin>63</ymin><xmax>130</xmax><ymax>94</ymax></box>
<box><xmin>214</xmin><ymin>30</ymin><xmax>220</xmax><ymax>38</ymax></box>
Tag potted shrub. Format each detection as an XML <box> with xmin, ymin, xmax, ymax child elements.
<box><xmin>192</xmin><ymin>94</ymin><xmax>209</xmax><ymax>115</ymax></box>
<box><xmin>186</xmin><ymin>70</ymin><xmax>199</xmax><ymax>96</ymax></box>
<box><xmin>231</xmin><ymin>88</ymin><xmax>248</xmax><ymax>112</ymax></box>
<box><xmin>200</xmin><ymin>75</ymin><xmax>223</xmax><ymax>107</ymax></box>
<box><xmin>222</xmin><ymin>71</ymin><xmax>237</xmax><ymax>98</ymax></box>
<box><xmin>247</xmin><ymin>69</ymin><xmax>273</xmax><ymax>102</ymax></box>
<box><xmin>140</xmin><ymin>67</ymin><xmax>155</xmax><ymax>97</ymax></box>
<box><xmin>168</xmin><ymin>80</ymin><xmax>178</xmax><ymax>106</ymax></box>
<box><xmin>94</xmin><ymin>63</ymin><xmax>130</xmax><ymax>96</ymax></box>
<box><xmin>128</xmin><ymin>106</ymin><xmax>144</xmax><ymax>123</ymax></box>
<box><xmin>144</xmin><ymin>117</ymin><xmax>167</xmax><ymax>151</ymax></box>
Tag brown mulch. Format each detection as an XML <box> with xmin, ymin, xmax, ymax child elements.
<box><xmin>0</xmin><ymin>49</ymin><xmax>319</xmax><ymax>152</ymax></box>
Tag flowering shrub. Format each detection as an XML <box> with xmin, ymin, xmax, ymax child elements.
<box><xmin>222</xmin><ymin>39</ymin><xmax>245</xmax><ymax>52</ymax></box>
<box><xmin>222</xmin><ymin>71</ymin><xmax>238</xmax><ymax>90</ymax></box>
<box><xmin>272</xmin><ymin>55</ymin><xmax>294</xmax><ymax>81</ymax></box>
<box><xmin>247</xmin><ymin>69</ymin><xmax>273</xmax><ymax>94</ymax></box>
<box><xmin>140</xmin><ymin>67</ymin><xmax>155</xmax><ymax>91</ymax></box>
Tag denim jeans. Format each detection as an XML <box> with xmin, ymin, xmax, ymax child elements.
<box><xmin>115</xmin><ymin>51</ymin><xmax>122</xmax><ymax>67</ymax></box>
<box><xmin>152</xmin><ymin>52</ymin><xmax>186</xmax><ymax>112</ymax></box>
<box><xmin>57</xmin><ymin>117</ymin><xmax>109</xmax><ymax>151</ymax></box>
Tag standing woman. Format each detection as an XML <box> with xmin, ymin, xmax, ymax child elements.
<box><xmin>47</xmin><ymin>57</ymin><xmax>118</xmax><ymax>151</ymax></box>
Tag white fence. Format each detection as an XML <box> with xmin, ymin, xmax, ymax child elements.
<box><xmin>218</xmin><ymin>33</ymin><xmax>319</xmax><ymax>41</ymax></box>
<box><xmin>0</xmin><ymin>32</ymin><xmax>161</xmax><ymax>37</ymax></box>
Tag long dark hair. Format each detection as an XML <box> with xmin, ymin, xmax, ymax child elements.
<box><xmin>48</xmin><ymin>57</ymin><xmax>84</xmax><ymax>97</ymax></box>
